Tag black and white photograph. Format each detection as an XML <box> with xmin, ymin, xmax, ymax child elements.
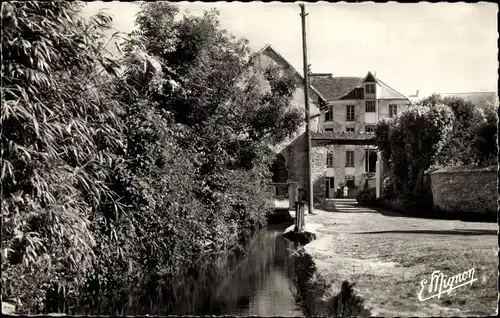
<box><xmin>1</xmin><ymin>1</ymin><xmax>498</xmax><ymax>317</ymax></box>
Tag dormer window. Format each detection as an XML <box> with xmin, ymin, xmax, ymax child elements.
<box><xmin>365</xmin><ymin>84</ymin><xmax>375</xmax><ymax>94</ymax></box>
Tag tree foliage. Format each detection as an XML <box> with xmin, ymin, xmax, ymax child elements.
<box><xmin>375</xmin><ymin>104</ymin><xmax>455</xmax><ymax>201</ymax></box>
<box><xmin>418</xmin><ymin>94</ymin><xmax>485</xmax><ymax>166</ymax></box>
<box><xmin>377</xmin><ymin>92</ymin><xmax>498</xmax><ymax>206</ymax></box>
<box><xmin>1</xmin><ymin>2</ymin><xmax>303</xmax><ymax>314</ymax></box>
<box><xmin>472</xmin><ymin>101</ymin><xmax>498</xmax><ymax>165</ymax></box>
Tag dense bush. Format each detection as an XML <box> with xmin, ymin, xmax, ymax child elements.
<box><xmin>356</xmin><ymin>188</ymin><xmax>376</xmax><ymax>207</ymax></box>
<box><xmin>418</xmin><ymin>94</ymin><xmax>485</xmax><ymax>166</ymax></box>
<box><xmin>375</xmin><ymin>105</ymin><xmax>455</xmax><ymax>202</ymax></box>
<box><xmin>472</xmin><ymin>102</ymin><xmax>498</xmax><ymax>165</ymax></box>
<box><xmin>381</xmin><ymin>176</ymin><xmax>395</xmax><ymax>199</ymax></box>
<box><xmin>1</xmin><ymin>2</ymin><xmax>303</xmax><ymax>314</ymax></box>
<box><xmin>376</xmin><ymin>94</ymin><xmax>498</xmax><ymax>213</ymax></box>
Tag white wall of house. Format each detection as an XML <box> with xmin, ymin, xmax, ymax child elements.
<box><xmin>316</xmin><ymin>95</ymin><xmax>409</xmax><ymax>193</ymax></box>
<box><xmin>378</xmin><ymin>99</ymin><xmax>410</xmax><ymax>120</ymax></box>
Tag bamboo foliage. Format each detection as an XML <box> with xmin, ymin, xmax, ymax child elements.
<box><xmin>1</xmin><ymin>2</ymin><xmax>124</xmax><ymax>311</ymax></box>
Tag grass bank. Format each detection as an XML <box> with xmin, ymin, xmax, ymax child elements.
<box><xmin>290</xmin><ymin>249</ymin><xmax>371</xmax><ymax>317</ymax></box>
<box><xmin>297</xmin><ymin>209</ymin><xmax>498</xmax><ymax>316</ymax></box>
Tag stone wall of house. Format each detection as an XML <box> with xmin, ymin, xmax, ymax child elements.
<box><xmin>282</xmin><ymin>133</ymin><xmax>307</xmax><ymax>190</ymax></box>
<box><xmin>250</xmin><ymin>48</ymin><xmax>329</xmax><ymax>199</ymax></box>
<box><xmin>311</xmin><ymin>145</ymin><xmax>327</xmax><ymax>203</ymax></box>
<box><xmin>428</xmin><ymin>165</ymin><xmax>497</xmax><ymax>215</ymax></box>
<box><xmin>281</xmin><ymin>135</ymin><xmax>327</xmax><ymax>203</ymax></box>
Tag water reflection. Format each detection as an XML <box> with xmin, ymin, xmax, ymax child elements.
<box><xmin>72</xmin><ymin>224</ymin><xmax>303</xmax><ymax>316</ymax></box>
<box><xmin>209</xmin><ymin>224</ymin><xmax>303</xmax><ymax>317</ymax></box>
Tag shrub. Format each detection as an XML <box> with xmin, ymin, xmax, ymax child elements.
<box><xmin>356</xmin><ymin>188</ymin><xmax>376</xmax><ymax>207</ymax></box>
<box><xmin>375</xmin><ymin>104</ymin><xmax>455</xmax><ymax>201</ymax></box>
<box><xmin>381</xmin><ymin>176</ymin><xmax>395</xmax><ymax>199</ymax></box>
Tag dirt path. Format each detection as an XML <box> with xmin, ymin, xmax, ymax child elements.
<box><xmin>303</xmin><ymin>200</ymin><xmax>498</xmax><ymax>316</ymax></box>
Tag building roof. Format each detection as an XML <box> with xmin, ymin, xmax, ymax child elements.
<box><xmin>254</xmin><ymin>44</ymin><xmax>326</xmax><ymax>102</ymax></box>
<box><xmin>376</xmin><ymin>77</ymin><xmax>409</xmax><ymax>100</ymax></box>
<box><xmin>310</xmin><ymin>76</ymin><xmax>364</xmax><ymax>101</ymax></box>
<box><xmin>311</xmin><ymin>73</ymin><xmax>409</xmax><ymax>102</ymax></box>
<box><xmin>252</xmin><ymin>45</ymin><xmax>409</xmax><ymax>105</ymax></box>
<box><xmin>439</xmin><ymin>92</ymin><xmax>499</xmax><ymax>109</ymax></box>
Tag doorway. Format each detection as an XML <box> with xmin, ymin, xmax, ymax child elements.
<box><xmin>346</xmin><ymin>176</ymin><xmax>356</xmax><ymax>198</ymax></box>
<box><xmin>325</xmin><ymin>177</ymin><xmax>335</xmax><ymax>199</ymax></box>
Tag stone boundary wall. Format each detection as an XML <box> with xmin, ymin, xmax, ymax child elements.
<box><xmin>427</xmin><ymin>165</ymin><xmax>497</xmax><ymax>215</ymax></box>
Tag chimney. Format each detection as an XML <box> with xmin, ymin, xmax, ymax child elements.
<box><xmin>409</xmin><ymin>90</ymin><xmax>420</xmax><ymax>98</ymax></box>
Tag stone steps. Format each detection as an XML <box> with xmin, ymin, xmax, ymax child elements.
<box><xmin>322</xmin><ymin>199</ymin><xmax>378</xmax><ymax>213</ymax></box>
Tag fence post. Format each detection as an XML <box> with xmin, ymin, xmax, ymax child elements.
<box><xmin>300</xmin><ymin>203</ymin><xmax>304</xmax><ymax>232</ymax></box>
<box><xmin>295</xmin><ymin>200</ymin><xmax>305</xmax><ymax>233</ymax></box>
<box><xmin>294</xmin><ymin>201</ymin><xmax>299</xmax><ymax>232</ymax></box>
<box><xmin>376</xmin><ymin>151</ymin><xmax>382</xmax><ymax>198</ymax></box>
<box><xmin>288</xmin><ymin>181</ymin><xmax>298</xmax><ymax>211</ymax></box>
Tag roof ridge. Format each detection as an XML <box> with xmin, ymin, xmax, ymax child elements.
<box><xmin>256</xmin><ymin>44</ymin><xmax>271</xmax><ymax>55</ymax></box>
<box><xmin>320</xmin><ymin>76</ymin><xmax>363</xmax><ymax>79</ymax></box>
<box><xmin>256</xmin><ymin>44</ymin><xmax>327</xmax><ymax>102</ymax></box>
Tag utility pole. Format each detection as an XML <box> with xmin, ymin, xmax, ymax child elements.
<box><xmin>300</xmin><ymin>3</ymin><xmax>314</xmax><ymax>215</ymax></box>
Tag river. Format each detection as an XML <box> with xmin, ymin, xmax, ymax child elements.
<box><xmin>67</xmin><ymin>223</ymin><xmax>304</xmax><ymax>316</ymax></box>
<box><xmin>195</xmin><ymin>223</ymin><xmax>304</xmax><ymax>316</ymax></box>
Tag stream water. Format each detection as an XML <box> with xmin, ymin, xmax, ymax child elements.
<box><xmin>199</xmin><ymin>223</ymin><xmax>304</xmax><ymax>316</ymax></box>
<box><xmin>67</xmin><ymin>223</ymin><xmax>304</xmax><ymax>316</ymax></box>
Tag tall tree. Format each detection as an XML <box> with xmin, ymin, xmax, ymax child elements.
<box><xmin>419</xmin><ymin>94</ymin><xmax>485</xmax><ymax>166</ymax></box>
<box><xmin>472</xmin><ymin>101</ymin><xmax>498</xmax><ymax>165</ymax></box>
<box><xmin>128</xmin><ymin>3</ymin><xmax>303</xmax><ymax>238</ymax></box>
<box><xmin>375</xmin><ymin>104</ymin><xmax>455</xmax><ymax>200</ymax></box>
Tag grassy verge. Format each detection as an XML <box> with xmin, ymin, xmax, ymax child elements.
<box><xmin>291</xmin><ymin>249</ymin><xmax>371</xmax><ymax>317</ymax></box>
<box><xmin>301</xmin><ymin>209</ymin><xmax>498</xmax><ymax>316</ymax></box>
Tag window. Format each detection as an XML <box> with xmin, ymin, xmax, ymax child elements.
<box><xmin>365</xmin><ymin>100</ymin><xmax>376</xmax><ymax>112</ymax></box>
<box><xmin>325</xmin><ymin>128</ymin><xmax>334</xmax><ymax>132</ymax></box>
<box><xmin>325</xmin><ymin>107</ymin><xmax>333</xmax><ymax>121</ymax></box>
<box><xmin>346</xmin><ymin>105</ymin><xmax>355</xmax><ymax>121</ymax></box>
<box><xmin>346</xmin><ymin>151</ymin><xmax>354</xmax><ymax>167</ymax></box>
<box><xmin>365</xmin><ymin>125</ymin><xmax>376</xmax><ymax>133</ymax></box>
<box><xmin>326</xmin><ymin>152</ymin><xmax>334</xmax><ymax>167</ymax></box>
<box><xmin>389</xmin><ymin>104</ymin><xmax>397</xmax><ymax>118</ymax></box>
<box><xmin>346</xmin><ymin>127</ymin><xmax>355</xmax><ymax>133</ymax></box>
<box><xmin>365</xmin><ymin>84</ymin><xmax>375</xmax><ymax>94</ymax></box>
<box><xmin>329</xmin><ymin>177</ymin><xmax>335</xmax><ymax>188</ymax></box>
<box><xmin>365</xmin><ymin>149</ymin><xmax>377</xmax><ymax>173</ymax></box>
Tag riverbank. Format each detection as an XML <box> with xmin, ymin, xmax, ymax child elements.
<box><xmin>296</xmin><ymin>205</ymin><xmax>497</xmax><ymax>316</ymax></box>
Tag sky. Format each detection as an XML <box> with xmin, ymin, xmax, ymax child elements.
<box><xmin>83</xmin><ymin>1</ymin><xmax>498</xmax><ymax>98</ymax></box>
